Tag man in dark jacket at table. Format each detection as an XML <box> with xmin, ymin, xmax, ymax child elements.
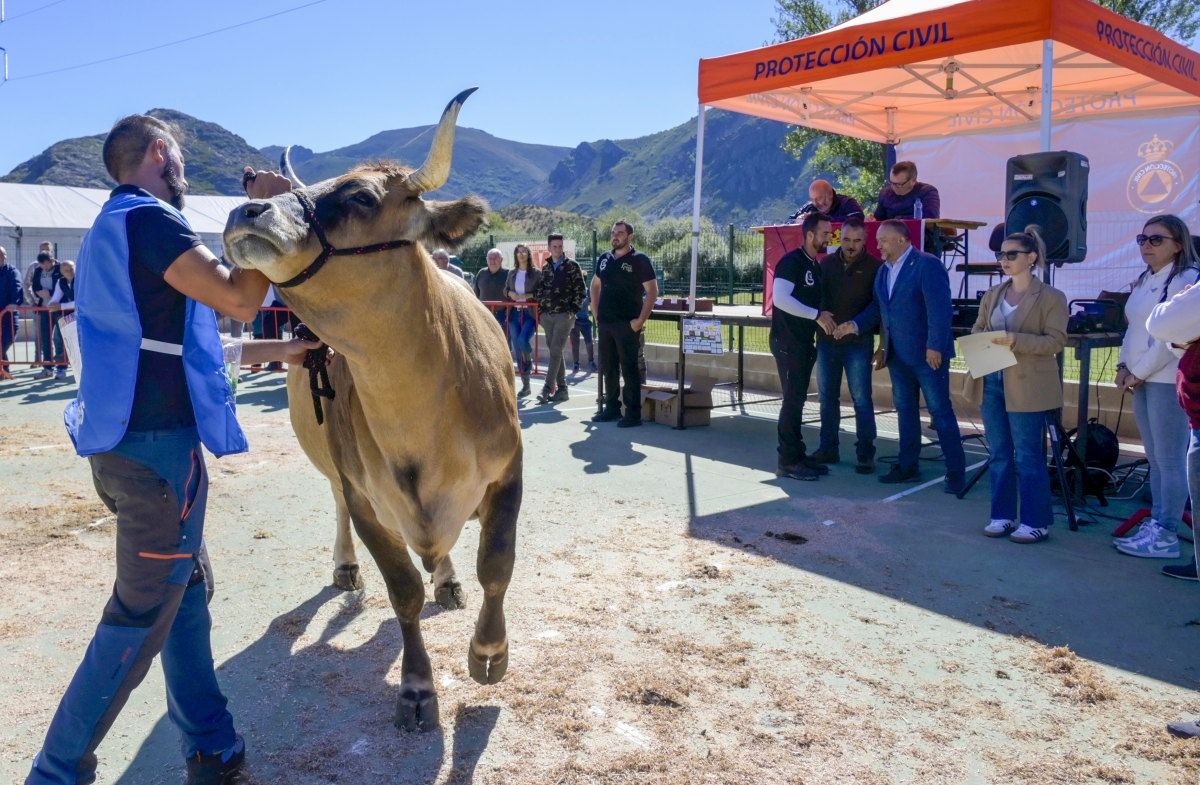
<box><xmin>790</xmin><ymin>179</ymin><xmax>865</xmax><ymax>224</ymax></box>
<box><xmin>873</xmin><ymin>160</ymin><xmax>940</xmax><ymax>220</ymax></box>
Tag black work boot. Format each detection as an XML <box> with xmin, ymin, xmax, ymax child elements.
<box><xmin>186</xmin><ymin>736</ymin><xmax>245</xmax><ymax>785</ymax></box>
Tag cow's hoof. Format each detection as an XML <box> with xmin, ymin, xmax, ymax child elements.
<box><xmin>394</xmin><ymin>688</ymin><xmax>439</xmax><ymax>732</ymax></box>
<box><xmin>332</xmin><ymin>564</ymin><xmax>364</xmax><ymax>592</ymax></box>
<box><xmin>434</xmin><ymin>580</ymin><xmax>465</xmax><ymax>610</ymax></box>
<box><xmin>468</xmin><ymin>641</ymin><xmax>508</xmax><ymax>685</ymax></box>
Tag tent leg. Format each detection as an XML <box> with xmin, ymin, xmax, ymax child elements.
<box><xmin>688</xmin><ymin>106</ymin><xmax>707</xmax><ymax>314</ymax></box>
<box><xmin>1040</xmin><ymin>39</ymin><xmax>1053</xmax><ymax>151</ymax></box>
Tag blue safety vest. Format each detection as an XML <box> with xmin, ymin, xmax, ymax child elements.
<box><xmin>64</xmin><ymin>192</ymin><xmax>248</xmax><ymax>457</ymax></box>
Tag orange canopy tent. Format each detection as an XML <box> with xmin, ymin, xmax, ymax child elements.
<box><xmin>684</xmin><ymin>0</ymin><xmax>1200</xmax><ymax>302</ymax></box>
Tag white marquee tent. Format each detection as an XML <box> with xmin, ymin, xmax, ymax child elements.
<box><xmin>0</xmin><ymin>182</ymin><xmax>245</xmax><ymax>269</ymax></box>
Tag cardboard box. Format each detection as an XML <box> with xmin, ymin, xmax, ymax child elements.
<box><xmin>642</xmin><ymin>376</ymin><xmax>716</xmax><ymax>427</ymax></box>
<box><xmin>640</xmin><ymin>384</ymin><xmax>677</xmax><ymax>421</ymax></box>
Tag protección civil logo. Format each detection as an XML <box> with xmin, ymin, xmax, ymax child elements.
<box><xmin>1127</xmin><ymin>134</ymin><xmax>1184</xmax><ymax>214</ymax></box>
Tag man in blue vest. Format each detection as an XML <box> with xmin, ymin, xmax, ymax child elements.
<box><xmin>25</xmin><ymin>115</ymin><xmax>314</xmax><ymax>785</ymax></box>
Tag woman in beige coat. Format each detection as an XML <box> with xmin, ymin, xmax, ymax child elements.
<box><xmin>971</xmin><ymin>228</ymin><xmax>1068</xmax><ymax>543</ymax></box>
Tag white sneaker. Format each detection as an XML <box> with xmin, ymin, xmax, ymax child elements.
<box><xmin>1116</xmin><ymin>524</ymin><xmax>1181</xmax><ymax>559</ymax></box>
<box><xmin>983</xmin><ymin>519</ymin><xmax>1016</xmax><ymax>537</ymax></box>
<box><xmin>1113</xmin><ymin>519</ymin><xmax>1156</xmax><ymax>547</ymax></box>
<box><xmin>32</xmin><ymin>368</ymin><xmax>53</xmax><ymax>380</ymax></box>
<box><xmin>53</xmin><ymin>368</ymin><xmax>67</xmax><ymax>379</ymax></box>
<box><xmin>1009</xmin><ymin>524</ymin><xmax>1049</xmax><ymax>543</ymax></box>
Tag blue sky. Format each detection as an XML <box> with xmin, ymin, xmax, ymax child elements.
<box><xmin>0</xmin><ymin>0</ymin><xmax>779</xmax><ymax>174</ymax></box>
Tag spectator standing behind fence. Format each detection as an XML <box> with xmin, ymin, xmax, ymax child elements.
<box><xmin>571</xmin><ymin>288</ymin><xmax>596</xmax><ymax>373</ymax></box>
<box><xmin>0</xmin><ymin>246</ymin><xmax>21</xmax><ymax>381</ymax></box>
<box><xmin>431</xmin><ymin>248</ymin><xmax>465</xmax><ymax>278</ymax></box>
<box><xmin>1113</xmin><ymin>215</ymin><xmax>1200</xmax><ymax>560</ymax></box>
<box><xmin>1146</xmin><ymin>223</ymin><xmax>1200</xmax><ymax>739</ymax></box>
<box><xmin>790</xmin><ymin>179</ymin><xmax>865</xmax><ymax>223</ymax></box>
<box><xmin>771</xmin><ymin>212</ymin><xmax>833</xmax><ymax>481</ymax></box>
<box><xmin>533</xmin><ymin>233</ymin><xmax>586</xmax><ymax>405</ymax></box>
<box><xmin>591</xmin><ymin>221</ymin><xmax>657</xmax><ymax>428</ymax></box>
<box><xmin>474</xmin><ymin>248</ymin><xmax>509</xmax><ymax>333</ymax></box>
<box><xmin>873</xmin><ymin>161</ymin><xmax>940</xmax><ymax>220</ymax></box>
<box><xmin>851</xmin><ymin>219</ymin><xmax>965</xmax><ymax>491</ymax></box>
<box><xmin>22</xmin><ymin>241</ymin><xmax>53</xmax><ymax>313</ymax></box>
<box><xmin>506</xmin><ymin>244</ymin><xmax>541</xmax><ymax>398</ymax></box>
<box><xmin>47</xmin><ymin>260</ymin><xmax>77</xmax><ymax>380</ymax></box>
<box><xmin>816</xmin><ymin>217</ymin><xmax>882</xmax><ymax>474</ymax></box>
<box><xmin>969</xmin><ymin>229</ymin><xmax>1067</xmax><ymax>543</ymax></box>
<box><xmin>28</xmin><ymin>252</ymin><xmax>62</xmax><ymax>380</ymax></box>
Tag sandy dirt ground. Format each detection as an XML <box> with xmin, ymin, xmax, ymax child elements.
<box><xmin>1</xmin><ymin>369</ymin><xmax>1199</xmax><ymax>785</ymax></box>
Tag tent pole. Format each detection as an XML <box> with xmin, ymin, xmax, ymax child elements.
<box><xmin>1040</xmin><ymin>39</ymin><xmax>1053</xmax><ymax>151</ymax></box>
<box><xmin>688</xmin><ymin>105</ymin><xmax>707</xmax><ymax>314</ymax></box>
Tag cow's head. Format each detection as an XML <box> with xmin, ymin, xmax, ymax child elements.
<box><xmin>223</xmin><ymin>88</ymin><xmax>487</xmax><ymax>286</ymax></box>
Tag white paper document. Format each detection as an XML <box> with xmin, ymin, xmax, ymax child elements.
<box><xmin>957</xmin><ymin>331</ymin><xmax>1018</xmax><ymax>379</ymax></box>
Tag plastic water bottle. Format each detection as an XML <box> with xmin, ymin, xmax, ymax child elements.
<box><xmin>913</xmin><ymin>197</ymin><xmax>923</xmax><ymax>219</ymax></box>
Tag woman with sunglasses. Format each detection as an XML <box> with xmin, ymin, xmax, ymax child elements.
<box><xmin>505</xmin><ymin>244</ymin><xmax>542</xmax><ymax>397</ymax></box>
<box><xmin>970</xmin><ymin>228</ymin><xmax>1067</xmax><ymax>543</ymax></box>
<box><xmin>1113</xmin><ymin>215</ymin><xmax>1200</xmax><ymax>559</ymax></box>
<box><xmin>1146</xmin><ymin>217</ymin><xmax>1200</xmax><ymax>739</ymax></box>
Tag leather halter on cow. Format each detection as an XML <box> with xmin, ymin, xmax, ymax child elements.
<box><xmin>222</xmin><ymin>88</ymin><xmax>521</xmax><ymax>734</ymax></box>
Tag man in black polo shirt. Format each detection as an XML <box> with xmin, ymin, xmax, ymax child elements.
<box><xmin>591</xmin><ymin>221</ymin><xmax>657</xmax><ymax>427</ymax></box>
<box><xmin>815</xmin><ymin>217</ymin><xmax>883</xmax><ymax>474</ymax></box>
<box><xmin>771</xmin><ymin>212</ymin><xmax>832</xmax><ymax>481</ymax></box>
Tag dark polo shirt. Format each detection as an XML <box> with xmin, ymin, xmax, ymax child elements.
<box><xmin>819</xmin><ymin>247</ymin><xmax>882</xmax><ymax>345</ymax></box>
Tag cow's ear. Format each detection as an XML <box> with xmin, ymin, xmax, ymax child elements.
<box><xmin>424</xmin><ymin>196</ymin><xmax>488</xmax><ymax>250</ymax></box>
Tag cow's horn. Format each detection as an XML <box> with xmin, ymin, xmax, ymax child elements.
<box><xmin>406</xmin><ymin>87</ymin><xmax>477</xmax><ymax>194</ymax></box>
<box><xmin>280</xmin><ymin>146</ymin><xmax>307</xmax><ymax>188</ymax></box>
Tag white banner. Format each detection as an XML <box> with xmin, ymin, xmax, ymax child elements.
<box><xmin>899</xmin><ymin>109</ymin><xmax>1200</xmax><ymax>304</ymax></box>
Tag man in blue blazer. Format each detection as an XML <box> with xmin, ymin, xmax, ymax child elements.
<box><xmin>842</xmin><ymin>219</ymin><xmax>965</xmax><ymax>492</ymax></box>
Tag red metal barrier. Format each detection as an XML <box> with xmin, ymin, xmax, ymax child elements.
<box><xmin>1</xmin><ymin>305</ymin><xmax>71</xmax><ymax>371</ymax></box>
<box><xmin>481</xmin><ymin>300</ymin><xmax>542</xmax><ymax>377</ymax></box>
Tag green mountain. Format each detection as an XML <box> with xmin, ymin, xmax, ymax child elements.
<box><xmin>526</xmin><ymin>110</ymin><xmax>819</xmax><ymax>226</ymax></box>
<box><xmin>2</xmin><ymin>109</ymin><xmax>273</xmax><ymax>194</ymax></box>
<box><xmin>5</xmin><ymin>109</ymin><xmax>818</xmax><ymax>226</ymax></box>
<box><xmin>261</xmin><ymin>126</ymin><xmax>571</xmax><ymax>210</ymax></box>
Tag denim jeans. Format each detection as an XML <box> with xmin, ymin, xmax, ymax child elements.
<box><xmin>1187</xmin><ymin>428</ymin><xmax>1200</xmax><ymax>563</ymax></box>
<box><xmin>508</xmin><ymin>309</ymin><xmax>537</xmax><ymax>368</ymax></box>
<box><xmin>887</xmin><ymin>356</ymin><xmax>966</xmax><ymax>475</ymax></box>
<box><xmin>816</xmin><ymin>339</ymin><xmax>876</xmax><ymax>459</ymax></box>
<box><xmin>1132</xmin><ymin>382</ymin><xmax>1190</xmax><ymax>532</ymax></box>
<box><xmin>981</xmin><ymin>373</ymin><xmax>1052</xmax><ymax>529</ymax></box>
<box><xmin>36</xmin><ymin>309</ymin><xmax>54</xmax><ymax>363</ymax></box>
<box><xmin>27</xmin><ymin>428</ymin><xmax>234</xmax><ymax>785</ymax></box>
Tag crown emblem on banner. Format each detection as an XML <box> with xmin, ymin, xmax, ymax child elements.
<box><xmin>1138</xmin><ymin>135</ymin><xmax>1174</xmax><ymax>162</ymax></box>
<box><xmin>1128</xmin><ymin>135</ymin><xmax>1184</xmax><ymax>213</ymax></box>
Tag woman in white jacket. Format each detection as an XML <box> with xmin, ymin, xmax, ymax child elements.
<box><xmin>1114</xmin><ymin>214</ymin><xmax>1200</xmax><ymax>559</ymax></box>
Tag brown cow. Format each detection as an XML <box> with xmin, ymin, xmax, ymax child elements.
<box><xmin>222</xmin><ymin>89</ymin><xmax>520</xmax><ymax>732</ymax></box>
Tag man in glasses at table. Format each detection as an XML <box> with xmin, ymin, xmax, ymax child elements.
<box><xmin>873</xmin><ymin>160</ymin><xmax>940</xmax><ymax>220</ymax></box>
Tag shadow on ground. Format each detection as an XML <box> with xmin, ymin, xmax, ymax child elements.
<box><xmin>608</xmin><ymin>409</ymin><xmax>1200</xmax><ymax>693</ymax></box>
<box><xmin>114</xmin><ymin>588</ymin><xmax>498</xmax><ymax>785</ymax></box>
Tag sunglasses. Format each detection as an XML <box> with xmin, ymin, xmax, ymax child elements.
<box><xmin>995</xmin><ymin>250</ymin><xmax>1029</xmax><ymax>261</ymax></box>
<box><xmin>1135</xmin><ymin>234</ymin><xmax>1173</xmax><ymax>247</ymax></box>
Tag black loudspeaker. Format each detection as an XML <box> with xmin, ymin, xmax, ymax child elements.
<box><xmin>1005</xmin><ymin>151</ymin><xmax>1089</xmax><ymax>264</ymax></box>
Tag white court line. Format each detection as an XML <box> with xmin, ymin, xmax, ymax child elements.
<box><xmin>881</xmin><ymin>459</ymin><xmax>988</xmax><ymax>503</ymax></box>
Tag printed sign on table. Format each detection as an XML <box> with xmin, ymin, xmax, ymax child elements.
<box><xmin>683</xmin><ymin>319</ymin><xmax>724</xmax><ymax>355</ymax></box>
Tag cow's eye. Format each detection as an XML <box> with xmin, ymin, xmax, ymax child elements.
<box><xmin>350</xmin><ymin>192</ymin><xmax>377</xmax><ymax>208</ymax></box>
